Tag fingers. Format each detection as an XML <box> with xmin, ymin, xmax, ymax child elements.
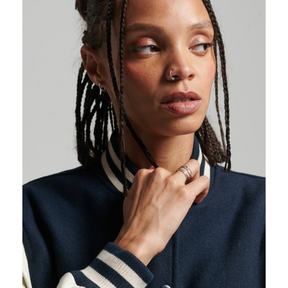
<box><xmin>172</xmin><ymin>159</ymin><xmax>209</xmax><ymax>204</ymax></box>
<box><xmin>173</xmin><ymin>159</ymin><xmax>200</xmax><ymax>184</ymax></box>
<box><xmin>127</xmin><ymin>159</ymin><xmax>209</xmax><ymax>211</ymax></box>
<box><xmin>187</xmin><ymin>175</ymin><xmax>209</xmax><ymax>204</ymax></box>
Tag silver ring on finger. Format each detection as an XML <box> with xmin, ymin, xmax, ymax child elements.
<box><xmin>176</xmin><ymin>165</ymin><xmax>193</xmax><ymax>184</ymax></box>
<box><xmin>182</xmin><ymin>165</ymin><xmax>193</xmax><ymax>179</ymax></box>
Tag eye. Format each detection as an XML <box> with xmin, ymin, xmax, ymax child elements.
<box><xmin>133</xmin><ymin>45</ymin><xmax>160</xmax><ymax>54</ymax></box>
<box><xmin>191</xmin><ymin>43</ymin><xmax>213</xmax><ymax>54</ymax></box>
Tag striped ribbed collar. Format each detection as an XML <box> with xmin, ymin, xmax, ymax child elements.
<box><xmin>101</xmin><ymin>132</ymin><xmax>211</xmax><ymax>193</ymax></box>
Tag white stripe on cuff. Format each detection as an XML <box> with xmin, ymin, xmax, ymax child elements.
<box><xmin>97</xmin><ymin>249</ymin><xmax>147</xmax><ymax>288</ymax></box>
<box><xmin>81</xmin><ymin>266</ymin><xmax>116</xmax><ymax>288</ymax></box>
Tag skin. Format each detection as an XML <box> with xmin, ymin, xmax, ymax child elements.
<box><xmin>81</xmin><ymin>0</ymin><xmax>214</xmax><ymax>265</ymax></box>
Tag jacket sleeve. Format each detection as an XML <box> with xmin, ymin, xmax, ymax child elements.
<box><xmin>57</xmin><ymin>242</ymin><xmax>154</xmax><ymax>288</ymax></box>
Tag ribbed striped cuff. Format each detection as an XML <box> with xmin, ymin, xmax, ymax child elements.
<box><xmin>71</xmin><ymin>243</ymin><xmax>153</xmax><ymax>288</ymax></box>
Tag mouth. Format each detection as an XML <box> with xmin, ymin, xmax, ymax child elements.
<box><xmin>160</xmin><ymin>91</ymin><xmax>201</xmax><ymax>115</ymax></box>
<box><xmin>160</xmin><ymin>91</ymin><xmax>201</xmax><ymax>104</ymax></box>
<box><xmin>164</xmin><ymin>98</ymin><xmax>194</xmax><ymax>103</ymax></box>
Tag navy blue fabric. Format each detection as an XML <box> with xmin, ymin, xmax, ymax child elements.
<box><xmin>147</xmin><ymin>166</ymin><xmax>265</xmax><ymax>288</ymax></box>
<box><xmin>23</xmin><ymin>134</ymin><xmax>265</xmax><ymax>288</ymax></box>
<box><xmin>23</xmin><ymin>164</ymin><xmax>125</xmax><ymax>287</ymax></box>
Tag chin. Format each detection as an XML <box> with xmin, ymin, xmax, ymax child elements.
<box><xmin>126</xmin><ymin>113</ymin><xmax>205</xmax><ymax>139</ymax></box>
<box><xmin>160</xmin><ymin>118</ymin><xmax>204</xmax><ymax>137</ymax></box>
<box><xmin>148</xmin><ymin>123</ymin><xmax>202</xmax><ymax>138</ymax></box>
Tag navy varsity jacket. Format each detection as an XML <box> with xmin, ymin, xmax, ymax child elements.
<box><xmin>23</xmin><ymin>132</ymin><xmax>265</xmax><ymax>288</ymax></box>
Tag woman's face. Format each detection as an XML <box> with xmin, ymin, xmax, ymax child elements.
<box><xmin>111</xmin><ymin>0</ymin><xmax>215</xmax><ymax>139</ymax></box>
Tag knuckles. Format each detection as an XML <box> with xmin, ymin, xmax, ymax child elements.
<box><xmin>134</xmin><ymin>167</ymin><xmax>168</xmax><ymax>183</ymax></box>
<box><xmin>133</xmin><ymin>168</ymin><xmax>154</xmax><ymax>183</ymax></box>
<box><xmin>165</xmin><ymin>177</ymin><xmax>180</xmax><ymax>190</ymax></box>
<box><xmin>135</xmin><ymin>168</ymin><xmax>149</xmax><ymax>179</ymax></box>
<box><xmin>152</xmin><ymin>167</ymin><xmax>170</xmax><ymax>181</ymax></box>
<box><xmin>176</xmin><ymin>186</ymin><xmax>193</xmax><ymax>201</ymax></box>
<box><xmin>131</xmin><ymin>165</ymin><xmax>210</xmax><ymax>202</ymax></box>
<box><xmin>132</xmin><ymin>167</ymin><xmax>169</xmax><ymax>191</ymax></box>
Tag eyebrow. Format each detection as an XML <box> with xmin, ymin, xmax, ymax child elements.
<box><xmin>125</xmin><ymin>20</ymin><xmax>213</xmax><ymax>34</ymax></box>
<box><xmin>188</xmin><ymin>21</ymin><xmax>213</xmax><ymax>31</ymax></box>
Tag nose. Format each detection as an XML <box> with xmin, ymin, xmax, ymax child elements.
<box><xmin>166</xmin><ymin>47</ymin><xmax>195</xmax><ymax>82</ymax></box>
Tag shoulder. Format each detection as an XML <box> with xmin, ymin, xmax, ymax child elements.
<box><xmin>209</xmin><ymin>165</ymin><xmax>265</xmax><ymax>211</ymax></box>
<box><xmin>23</xmin><ymin>162</ymin><xmax>123</xmax><ymax>215</ymax></box>
<box><xmin>207</xmin><ymin>165</ymin><xmax>265</xmax><ymax>231</ymax></box>
<box><xmin>24</xmin><ymin>165</ymin><xmax>96</xmax><ymax>190</ymax></box>
<box><xmin>212</xmin><ymin>164</ymin><xmax>265</xmax><ymax>193</ymax></box>
<box><xmin>24</xmin><ymin>162</ymin><xmax>110</xmax><ymax>195</ymax></box>
<box><xmin>23</xmin><ymin>163</ymin><xmax>124</xmax><ymax>246</ymax></box>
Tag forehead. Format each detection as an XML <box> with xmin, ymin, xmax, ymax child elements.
<box><xmin>123</xmin><ymin>0</ymin><xmax>211</xmax><ymax>27</ymax></box>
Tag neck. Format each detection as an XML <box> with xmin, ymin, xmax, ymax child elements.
<box><xmin>124</xmin><ymin>127</ymin><xmax>195</xmax><ymax>172</ymax></box>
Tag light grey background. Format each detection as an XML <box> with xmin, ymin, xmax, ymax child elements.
<box><xmin>23</xmin><ymin>0</ymin><xmax>265</xmax><ymax>184</ymax></box>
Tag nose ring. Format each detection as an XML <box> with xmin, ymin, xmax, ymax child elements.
<box><xmin>170</xmin><ymin>69</ymin><xmax>176</xmax><ymax>81</ymax></box>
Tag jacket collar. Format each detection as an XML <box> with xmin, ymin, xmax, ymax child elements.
<box><xmin>101</xmin><ymin>132</ymin><xmax>211</xmax><ymax>193</ymax></box>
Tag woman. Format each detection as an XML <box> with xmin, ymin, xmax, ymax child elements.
<box><xmin>23</xmin><ymin>0</ymin><xmax>265</xmax><ymax>287</ymax></box>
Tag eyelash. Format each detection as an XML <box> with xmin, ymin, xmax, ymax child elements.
<box><xmin>133</xmin><ymin>45</ymin><xmax>160</xmax><ymax>54</ymax></box>
<box><xmin>133</xmin><ymin>42</ymin><xmax>213</xmax><ymax>55</ymax></box>
<box><xmin>191</xmin><ymin>43</ymin><xmax>213</xmax><ymax>54</ymax></box>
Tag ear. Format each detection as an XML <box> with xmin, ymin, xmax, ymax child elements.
<box><xmin>80</xmin><ymin>45</ymin><xmax>105</xmax><ymax>84</ymax></box>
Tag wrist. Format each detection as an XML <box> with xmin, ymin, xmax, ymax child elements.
<box><xmin>114</xmin><ymin>233</ymin><xmax>156</xmax><ymax>266</ymax></box>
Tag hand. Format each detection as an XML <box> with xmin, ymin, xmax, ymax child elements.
<box><xmin>114</xmin><ymin>159</ymin><xmax>209</xmax><ymax>265</ymax></box>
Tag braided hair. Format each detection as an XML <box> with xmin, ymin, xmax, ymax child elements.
<box><xmin>75</xmin><ymin>0</ymin><xmax>231</xmax><ymax>195</ymax></box>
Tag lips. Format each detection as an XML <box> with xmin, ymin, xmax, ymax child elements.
<box><xmin>160</xmin><ymin>91</ymin><xmax>201</xmax><ymax>115</ymax></box>
<box><xmin>161</xmin><ymin>91</ymin><xmax>201</xmax><ymax>104</ymax></box>
<box><xmin>165</xmin><ymin>98</ymin><xmax>194</xmax><ymax>103</ymax></box>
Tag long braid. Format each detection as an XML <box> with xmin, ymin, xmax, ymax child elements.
<box><xmin>216</xmin><ymin>28</ymin><xmax>231</xmax><ymax>170</ymax></box>
<box><xmin>118</xmin><ymin>0</ymin><xmax>159</xmax><ymax>169</ymax></box>
<box><xmin>119</xmin><ymin>3</ymin><xmax>159</xmax><ymax>169</ymax></box>
<box><xmin>196</xmin><ymin>117</ymin><xmax>226</xmax><ymax>166</ymax></box>
<box><xmin>196</xmin><ymin>39</ymin><xmax>227</xmax><ymax>167</ymax></box>
<box><xmin>118</xmin><ymin>0</ymin><xmax>129</xmax><ymax>195</ymax></box>
<box><xmin>213</xmin><ymin>39</ymin><xmax>226</xmax><ymax>152</ymax></box>
<box><xmin>106</xmin><ymin>1</ymin><xmax>119</xmax><ymax>95</ymax></box>
<box><xmin>107</xmin><ymin>0</ymin><xmax>159</xmax><ymax>195</ymax></box>
<box><xmin>124</xmin><ymin>114</ymin><xmax>158</xmax><ymax>168</ymax></box>
<box><xmin>106</xmin><ymin>0</ymin><xmax>130</xmax><ymax>195</ymax></box>
<box><xmin>202</xmin><ymin>0</ymin><xmax>231</xmax><ymax>171</ymax></box>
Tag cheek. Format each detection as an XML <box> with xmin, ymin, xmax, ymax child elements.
<box><xmin>122</xmin><ymin>64</ymin><xmax>150</xmax><ymax>114</ymax></box>
<box><xmin>204</xmin><ymin>61</ymin><xmax>216</xmax><ymax>86</ymax></box>
<box><xmin>124</xmin><ymin>62</ymin><xmax>154</xmax><ymax>86</ymax></box>
<box><xmin>198</xmin><ymin>61</ymin><xmax>216</xmax><ymax>103</ymax></box>
<box><xmin>123</xmin><ymin>62</ymin><xmax>158</xmax><ymax>111</ymax></box>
